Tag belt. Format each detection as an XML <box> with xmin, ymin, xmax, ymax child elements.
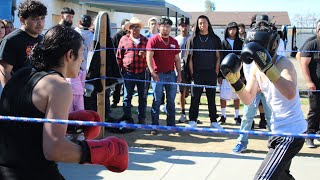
<box><xmin>162</xmin><ymin>70</ymin><xmax>174</xmax><ymax>74</ymax></box>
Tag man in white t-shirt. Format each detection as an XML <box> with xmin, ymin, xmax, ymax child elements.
<box><xmin>221</xmin><ymin>15</ymin><xmax>307</xmax><ymax>179</ymax></box>
<box><xmin>175</xmin><ymin>17</ymin><xmax>191</xmax><ymax>123</ymax></box>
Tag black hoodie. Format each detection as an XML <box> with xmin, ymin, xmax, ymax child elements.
<box><xmin>219</xmin><ymin>26</ymin><xmax>244</xmax><ymax>79</ymax></box>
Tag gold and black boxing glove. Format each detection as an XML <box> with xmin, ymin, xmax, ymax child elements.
<box><xmin>241</xmin><ymin>42</ymin><xmax>281</xmax><ymax>82</ymax></box>
<box><xmin>220</xmin><ymin>53</ymin><xmax>245</xmax><ymax>93</ymax></box>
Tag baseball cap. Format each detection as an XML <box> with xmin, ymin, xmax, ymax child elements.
<box><xmin>227</xmin><ymin>22</ymin><xmax>238</xmax><ymax>29</ymax></box>
<box><xmin>158</xmin><ymin>18</ymin><xmax>173</xmax><ymax>26</ymax></box>
<box><xmin>148</xmin><ymin>17</ymin><xmax>158</xmax><ymax>26</ymax></box>
<box><xmin>178</xmin><ymin>17</ymin><xmax>190</xmax><ymax>26</ymax></box>
<box><xmin>80</xmin><ymin>14</ymin><xmax>92</xmax><ymax>28</ymax></box>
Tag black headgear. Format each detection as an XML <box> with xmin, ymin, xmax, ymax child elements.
<box><xmin>245</xmin><ymin>25</ymin><xmax>280</xmax><ymax>56</ymax></box>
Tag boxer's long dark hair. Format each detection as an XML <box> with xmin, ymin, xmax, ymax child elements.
<box><xmin>30</xmin><ymin>25</ymin><xmax>83</xmax><ymax>71</ymax></box>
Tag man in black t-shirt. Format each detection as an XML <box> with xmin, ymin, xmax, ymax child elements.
<box><xmin>300</xmin><ymin>20</ymin><xmax>320</xmax><ymax>148</ymax></box>
<box><xmin>110</xmin><ymin>19</ymin><xmax>129</xmax><ymax>108</ymax></box>
<box><xmin>295</xmin><ymin>35</ymin><xmax>317</xmax><ymax>61</ymax></box>
<box><xmin>185</xmin><ymin>15</ymin><xmax>222</xmax><ymax>129</ymax></box>
<box><xmin>0</xmin><ymin>0</ymin><xmax>47</xmax><ymax>88</ymax></box>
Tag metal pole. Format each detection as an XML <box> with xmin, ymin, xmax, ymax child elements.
<box><xmin>175</xmin><ymin>12</ymin><xmax>178</xmax><ymax>36</ymax></box>
<box><xmin>167</xmin><ymin>8</ymin><xmax>169</xmax><ymax>19</ymax></box>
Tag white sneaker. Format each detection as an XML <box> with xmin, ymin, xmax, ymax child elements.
<box><xmin>178</xmin><ymin>114</ymin><xmax>187</xmax><ymax>123</ymax></box>
<box><xmin>160</xmin><ymin>104</ymin><xmax>167</xmax><ymax>113</ymax></box>
<box><xmin>186</xmin><ymin>121</ymin><xmax>197</xmax><ymax>128</ymax></box>
<box><xmin>210</xmin><ymin>122</ymin><xmax>223</xmax><ymax>130</ymax></box>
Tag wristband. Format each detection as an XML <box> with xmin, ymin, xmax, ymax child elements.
<box><xmin>265</xmin><ymin>65</ymin><xmax>281</xmax><ymax>82</ymax></box>
<box><xmin>231</xmin><ymin>79</ymin><xmax>245</xmax><ymax>93</ymax></box>
<box><xmin>76</xmin><ymin>140</ymin><xmax>91</xmax><ymax>164</ymax></box>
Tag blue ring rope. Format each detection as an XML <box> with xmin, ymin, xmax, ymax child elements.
<box><xmin>0</xmin><ymin>115</ymin><xmax>319</xmax><ymax>139</ymax></box>
<box><xmin>79</xmin><ymin>76</ymin><xmax>320</xmax><ymax>92</ymax></box>
<box><xmin>91</xmin><ymin>47</ymin><xmax>320</xmax><ymax>53</ymax></box>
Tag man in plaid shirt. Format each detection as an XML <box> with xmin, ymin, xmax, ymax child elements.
<box><xmin>116</xmin><ymin>17</ymin><xmax>149</xmax><ymax>124</ymax></box>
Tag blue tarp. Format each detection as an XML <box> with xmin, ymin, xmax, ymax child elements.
<box><xmin>0</xmin><ymin>0</ymin><xmax>13</xmax><ymax>21</ymax></box>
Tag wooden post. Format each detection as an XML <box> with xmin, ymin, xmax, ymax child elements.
<box><xmin>97</xmin><ymin>12</ymin><xmax>107</xmax><ymax>139</ymax></box>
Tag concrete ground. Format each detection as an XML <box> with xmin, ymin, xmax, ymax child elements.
<box><xmin>58</xmin><ymin>58</ymin><xmax>320</xmax><ymax>179</ymax></box>
<box><xmin>59</xmin><ymin>143</ymin><xmax>320</xmax><ymax>180</ymax></box>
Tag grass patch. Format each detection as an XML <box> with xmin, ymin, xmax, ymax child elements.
<box><xmin>300</xmin><ymin>97</ymin><xmax>309</xmax><ymax>105</ymax></box>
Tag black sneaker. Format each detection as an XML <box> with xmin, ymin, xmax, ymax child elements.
<box><xmin>197</xmin><ymin>120</ymin><xmax>203</xmax><ymax>124</ymax></box>
<box><xmin>259</xmin><ymin>121</ymin><xmax>267</xmax><ymax>129</ymax></box>
<box><xmin>118</xmin><ymin>116</ymin><xmax>133</xmax><ymax>122</ymax></box>
<box><xmin>218</xmin><ymin>116</ymin><xmax>226</xmax><ymax>125</ymax></box>
<box><xmin>234</xmin><ymin>116</ymin><xmax>242</xmax><ymax>125</ymax></box>
<box><xmin>258</xmin><ymin>118</ymin><xmax>267</xmax><ymax>129</ymax></box>
<box><xmin>251</xmin><ymin>121</ymin><xmax>255</xmax><ymax>129</ymax></box>
<box><xmin>111</xmin><ymin>103</ymin><xmax>118</xmax><ymax>108</ymax></box>
<box><xmin>150</xmin><ymin>130</ymin><xmax>162</xmax><ymax>136</ymax></box>
<box><xmin>305</xmin><ymin>139</ymin><xmax>316</xmax><ymax>148</ymax></box>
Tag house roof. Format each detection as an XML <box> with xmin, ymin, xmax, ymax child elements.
<box><xmin>79</xmin><ymin>0</ymin><xmax>191</xmax><ymax>18</ymax></box>
<box><xmin>188</xmin><ymin>11</ymin><xmax>291</xmax><ymax>27</ymax></box>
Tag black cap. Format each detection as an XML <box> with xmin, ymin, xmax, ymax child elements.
<box><xmin>80</xmin><ymin>14</ymin><xmax>92</xmax><ymax>28</ymax></box>
<box><xmin>227</xmin><ymin>22</ymin><xmax>238</xmax><ymax>28</ymax></box>
<box><xmin>61</xmin><ymin>7</ymin><xmax>75</xmax><ymax>15</ymax></box>
<box><xmin>178</xmin><ymin>17</ymin><xmax>190</xmax><ymax>26</ymax></box>
<box><xmin>158</xmin><ymin>18</ymin><xmax>173</xmax><ymax>26</ymax></box>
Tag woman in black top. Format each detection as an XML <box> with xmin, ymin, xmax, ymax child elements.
<box><xmin>0</xmin><ymin>25</ymin><xmax>84</xmax><ymax>179</ymax></box>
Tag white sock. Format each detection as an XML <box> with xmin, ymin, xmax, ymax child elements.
<box><xmin>221</xmin><ymin>108</ymin><xmax>226</xmax><ymax>117</ymax></box>
<box><xmin>235</xmin><ymin>109</ymin><xmax>240</xmax><ymax>118</ymax></box>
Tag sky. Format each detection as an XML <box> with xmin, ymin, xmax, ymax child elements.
<box><xmin>166</xmin><ymin>0</ymin><xmax>320</xmax><ymax>25</ymax></box>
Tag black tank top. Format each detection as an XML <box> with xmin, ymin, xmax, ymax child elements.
<box><xmin>0</xmin><ymin>67</ymin><xmax>65</xmax><ymax>180</ymax></box>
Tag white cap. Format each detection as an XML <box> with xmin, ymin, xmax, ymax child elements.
<box><xmin>148</xmin><ymin>17</ymin><xmax>158</xmax><ymax>26</ymax></box>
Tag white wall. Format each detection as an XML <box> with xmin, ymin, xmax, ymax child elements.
<box><xmin>13</xmin><ymin>0</ymin><xmax>133</xmax><ymax>36</ymax></box>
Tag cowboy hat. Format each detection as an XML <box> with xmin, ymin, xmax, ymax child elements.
<box><xmin>124</xmin><ymin>17</ymin><xmax>144</xmax><ymax>31</ymax></box>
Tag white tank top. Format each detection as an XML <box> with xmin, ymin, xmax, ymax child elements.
<box><xmin>256</xmin><ymin>56</ymin><xmax>307</xmax><ymax>133</ymax></box>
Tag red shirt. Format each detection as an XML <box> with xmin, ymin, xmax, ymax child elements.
<box><xmin>117</xmin><ymin>34</ymin><xmax>148</xmax><ymax>74</ymax></box>
<box><xmin>146</xmin><ymin>34</ymin><xmax>180</xmax><ymax>73</ymax></box>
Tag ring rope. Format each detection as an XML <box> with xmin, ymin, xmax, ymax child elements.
<box><xmin>0</xmin><ymin>115</ymin><xmax>319</xmax><ymax>139</ymax></box>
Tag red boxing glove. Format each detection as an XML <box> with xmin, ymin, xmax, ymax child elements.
<box><xmin>78</xmin><ymin>136</ymin><xmax>129</xmax><ymax>173</ymax></box>
<box><xmin>68</xmin><ymin>110</ymin><xmax>101</xmax><ymax>139</ymax></box>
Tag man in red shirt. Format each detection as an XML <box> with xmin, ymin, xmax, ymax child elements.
<box><xmin>146</xmin><ymin>18</ymin><xmax>182</xmax><ymax>135</ymax></box>
<box><xmin>117</xmin><ymin>17</ymin><xmax>148</xmax><ymax>124</ymax></box>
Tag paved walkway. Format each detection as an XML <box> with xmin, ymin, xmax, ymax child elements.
<box><xmin>59</xmin><ymin>146</ymin><xmax>320</xmax><ymax>180</ymax></box>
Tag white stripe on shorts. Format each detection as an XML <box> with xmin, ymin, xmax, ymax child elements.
<box><xmin>258</xmin><ymin>136</ymin><xmax>294</xmax><ymax>180</ymax></box>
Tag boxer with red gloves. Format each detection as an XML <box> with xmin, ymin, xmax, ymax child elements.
<box><xmin>220</xmin><ymin>18</ymin><xmax>307</xmax><ymax>179</ymax></box>
<box><xmin>77</xmin><ymin>136</ymin><xmax>129</xmax><ymax>173</ymax></box>
<box><xmin>68</xmin><ymin>110</ymin><xmax>129</xmax><ymax>172</ymax></box>
<box><xmin>68</xmin><ymin>110</ymin><xmax>102</xmax><ymax>140</ymax></box>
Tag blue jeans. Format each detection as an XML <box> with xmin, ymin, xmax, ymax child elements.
<box><xmin>122</xmin><ymin>71</ymin><xmax>148</xmax><ymax>121</ymax></box>
<box><xmin>238</xmin><ymin>92</ymin><xmax>271</xmax><ymax>145</ymax></box>
<box><xmin>151</xmin><ymin>71</ymin><xmax>177</xmax><ymax>126</ymax></box>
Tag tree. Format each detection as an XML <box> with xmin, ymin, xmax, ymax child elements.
<box><xmin>292</xmin><ymin>12</ymin><xmax>319</xmax><ymax>28</ymax></box>
<box><xmin>204</xmin><ymin>0</ymin><xmax>215</xmax><ymax>12</ymax></box>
